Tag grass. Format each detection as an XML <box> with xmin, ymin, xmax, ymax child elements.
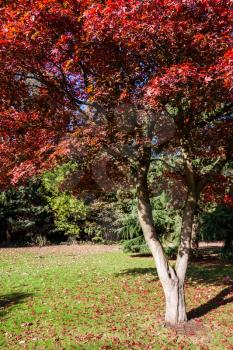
<box><xmin>0</xmin><ymin>248</ymin><xmax>232</xmax><ymax>349</ymax></box>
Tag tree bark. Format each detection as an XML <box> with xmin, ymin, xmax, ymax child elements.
<box><xmin>137</xmin><ymin>183</ymin><xmax>188</xmax><ymax>325</ymax></box>
<box><xmin>164</xmin><ymin>280</ymin><xmax>187</xmax><ymax>325</ymax></box>
<box><xmin>176</xmin><ymin>193</ymin><xmax>197</xmax><ymax>282</ymax></box>
<box><xmin>136</xmin><ymin>158</ymin><xmax>188</xmax><ymax>326</ymax></box>
<box><xmin>164</xmin><ymin>193</ymin><xmax>197</xmax><ymax>325</ymax></box>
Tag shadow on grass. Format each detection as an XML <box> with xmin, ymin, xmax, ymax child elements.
<box><xmin>116</xmin><ymin>267</ymin><xmax>156</xmax><ymax>277</ymax></box>
<box><xmin>117</xmin><ymin>263</ymin><xmax>232</xmax><ymax>285</ymax></box>
<box><xmin>116</xmin><ymin>263</ymin><xmax>233</xmax><ymax>320</ymax></box>
<box><xmin>188</xmin><ymin>284</ymin><xmax>233</xmax><ymax>320</ymax></box>
<box><xmin>0</xmin><ymin>292</ymin><xmax>33</xmax><ymax>317</ymax></box>
<box><xmin>130</xmin><ymin>253</ymin><xmax>152</xmax><ymax>258</ymax></box>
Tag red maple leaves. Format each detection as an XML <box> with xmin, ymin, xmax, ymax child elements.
<box><xmin>0</xmin><ymin>0</ymin><xmax>232</xmax><ymax>190</ymax></box>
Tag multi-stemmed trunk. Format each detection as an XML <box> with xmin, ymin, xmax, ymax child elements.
<box><xmin>137</xmin><ymin>161</ymin><xmax>197</xmax><ymax>326</ymax></box>
<box><xmin>135</xmin><ymin>119</ymin><xmax>229</xmax><ymax>325</ymax></box>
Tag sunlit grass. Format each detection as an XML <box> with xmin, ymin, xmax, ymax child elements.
<box><xmin>0</xmin><ymin>249</ymin><xmax>232</xmax><ymax>349</ymax></box>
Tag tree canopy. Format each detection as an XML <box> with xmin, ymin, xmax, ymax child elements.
<box><xmin>0</xmin><ymin>0</ymin><xmax>232</xmax><ymax>327</ymax></box>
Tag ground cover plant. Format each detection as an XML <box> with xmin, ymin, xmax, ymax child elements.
<box><xmin>0</xmin><ymin>245</ymin><xmax>232</xmax><ymax>350</ymax></box>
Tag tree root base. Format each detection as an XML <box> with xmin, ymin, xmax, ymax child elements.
<box><xmin>164</xmin><ymin>320</ymin><xmax>205</xmax><ymax>336</ymax></box>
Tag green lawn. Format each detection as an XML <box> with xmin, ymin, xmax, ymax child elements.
<box><xmin>0</xmin><ymin>248</ymin><xmax>232</xmax><ymax>349</ymax></box>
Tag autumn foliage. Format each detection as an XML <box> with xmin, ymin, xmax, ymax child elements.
<box><xmin>0</xmin><ymin>0</ymin><xmax>233</xmax><ymax>327</ymax></box>
<box><xmin>0</xmin><ymin>0</ymin><xmax>232</xmax><ymax>187</ymax></box>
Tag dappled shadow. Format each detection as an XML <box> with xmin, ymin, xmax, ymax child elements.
<box><xmin>130</xmin><ymin>253</ymin><xmax>152</xmax><ymax>258</ymax></box>
<box><xmin>188</xmin><ymin>284</ymin><xmax>233</xmax><ymax>320</ymax></box>
<box><xmin>116</xmin><ymin>263</ymin><xmax>233</xmax><ymax>320</ymax></box>
<box><xmin>0</xmin><ymin>292</ymin><xmax>33</xmax><ymax>317</ymax></box>
<box><xmin>116</xmin><ymin>263</ymin><xmax>233</xmax><ymax>286</ymax></box>
<box><xmin>115</xmin><ymin>267</ymin><xmax>157</xmax><ymax>277</ymax></box>
<box><xmin>186</xmin><ymin>263</ymin><xmax>233</xmax><ymax>287</ymax></box>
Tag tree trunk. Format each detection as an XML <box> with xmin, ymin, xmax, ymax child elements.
<box><xmin>135</xmin><ymin>139</ymin><xmax>201</xmax><ymax>326</ymax></box>
<box><xmin>136</xmin><ymin>160</ymin><xmax>189</xmax><ymax>326</ymax></box>
<box><xmin>176</xmin><ymin>193</ymin><xmax>197</xmax><ymax>282</ymax></box>
<box><xmin>137</xmin><ymin>185</ymin><xmax>188</xmax><ymax>325</ymax></box>
<box><xmin>164</xmin><ymin>281</ymin><xmax>187</xmax><ymax>325</ymax></box>
<box><xmin>165</xmin><ymin>194</ymin><xmax>197</xmax><ymax>325</ymax></box>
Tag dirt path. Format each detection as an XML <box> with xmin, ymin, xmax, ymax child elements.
<box><xmin>0</xmin><ymin>241</ymin><xmax>224</xmax><ymax>257</ymax></box>
<box><xmin>0</xmin><ymin>244</ymin><xmax>121</xmax><ymax>256</ymax></box>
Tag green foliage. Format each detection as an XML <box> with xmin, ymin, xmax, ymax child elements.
<box><xmin>0</xmin><ymin>162</ymin><xmax>102</xmax><ymax>244</ymax></box>
<box><xmin>200</xmin><ymin>204</ymin><xmax>233</xmax><ymax>257</ymax></box>
<box><xmin>122</xmin><ymin>236</ymin><xmax>149</xmax><ymax>254</ymax></box>
<box><xmin>42</xmin><ymin>163</ymin><xmax>115</xmax><ymax>242</ymax></box>
<box><xmin>42</xmin><ymin>163</ymin><xmax>89</xmax><ymax>239</ymax></box>
<box><xmin>83</xmin><ymin>223</ymin><xmax>104</xmax><ymax>243</ymax></box>
<box><xmin>47</xmin><ymin>193</ymin><xmax>88</xmax><ymax>237</ymax></box>
<box><xmin>116</xmin><ymin>199</ymin><xmax>142</xmax><ymax>241</ymax></box>
<box><xmin>0</xmin><ymin>162</ymin><xmax>119</xmax><ymax>245</ymax></box>
<box><xmin>0</xmin><ymin>181</ymin><xmax>53</xmax><ymax>244</ymax></box>
<box><xmin>81</xmin><ymin>193</ymin><xmax>120</xmax><ymax>243</ymax></box>
<box><xmin>117</xmin><ymin>192</ymin><xmax>182</xmax><ymax>256</ymax></box>
<box><xmin>42</xmin><ymin>162</ymin><xmax>77</xmax><ymax>195</ymax></box>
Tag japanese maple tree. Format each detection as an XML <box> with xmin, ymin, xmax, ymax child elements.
<box><xmin>0</xmin><ymin>0</ymin><xmax>233</xmax><ymax>326</ymax></box>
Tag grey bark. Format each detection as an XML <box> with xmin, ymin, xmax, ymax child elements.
<box><xmin>136</xmin><ymin>157</ymin><xmax>194</xmax><ymax>326</ymax></box>
<box><xmin>176</xmin><ymin>193</ymin><xmax>197</xmax><ymax>282</ymax></box>
<box><xmin>136</xmin><ymin>121</ymin><xmax>230</xmax><ymax>325</ymax></box>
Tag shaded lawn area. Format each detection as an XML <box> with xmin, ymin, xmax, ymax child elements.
<box><xmin>0</xmin><ymin>248</ymin><xmax>232</xmax><ymax>349</ymax></box>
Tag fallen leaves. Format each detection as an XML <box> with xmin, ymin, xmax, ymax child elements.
<box><xmin>0</xmin><ymin>248</ymin><xmax>232</xmax><ymax>349</ymax></box>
